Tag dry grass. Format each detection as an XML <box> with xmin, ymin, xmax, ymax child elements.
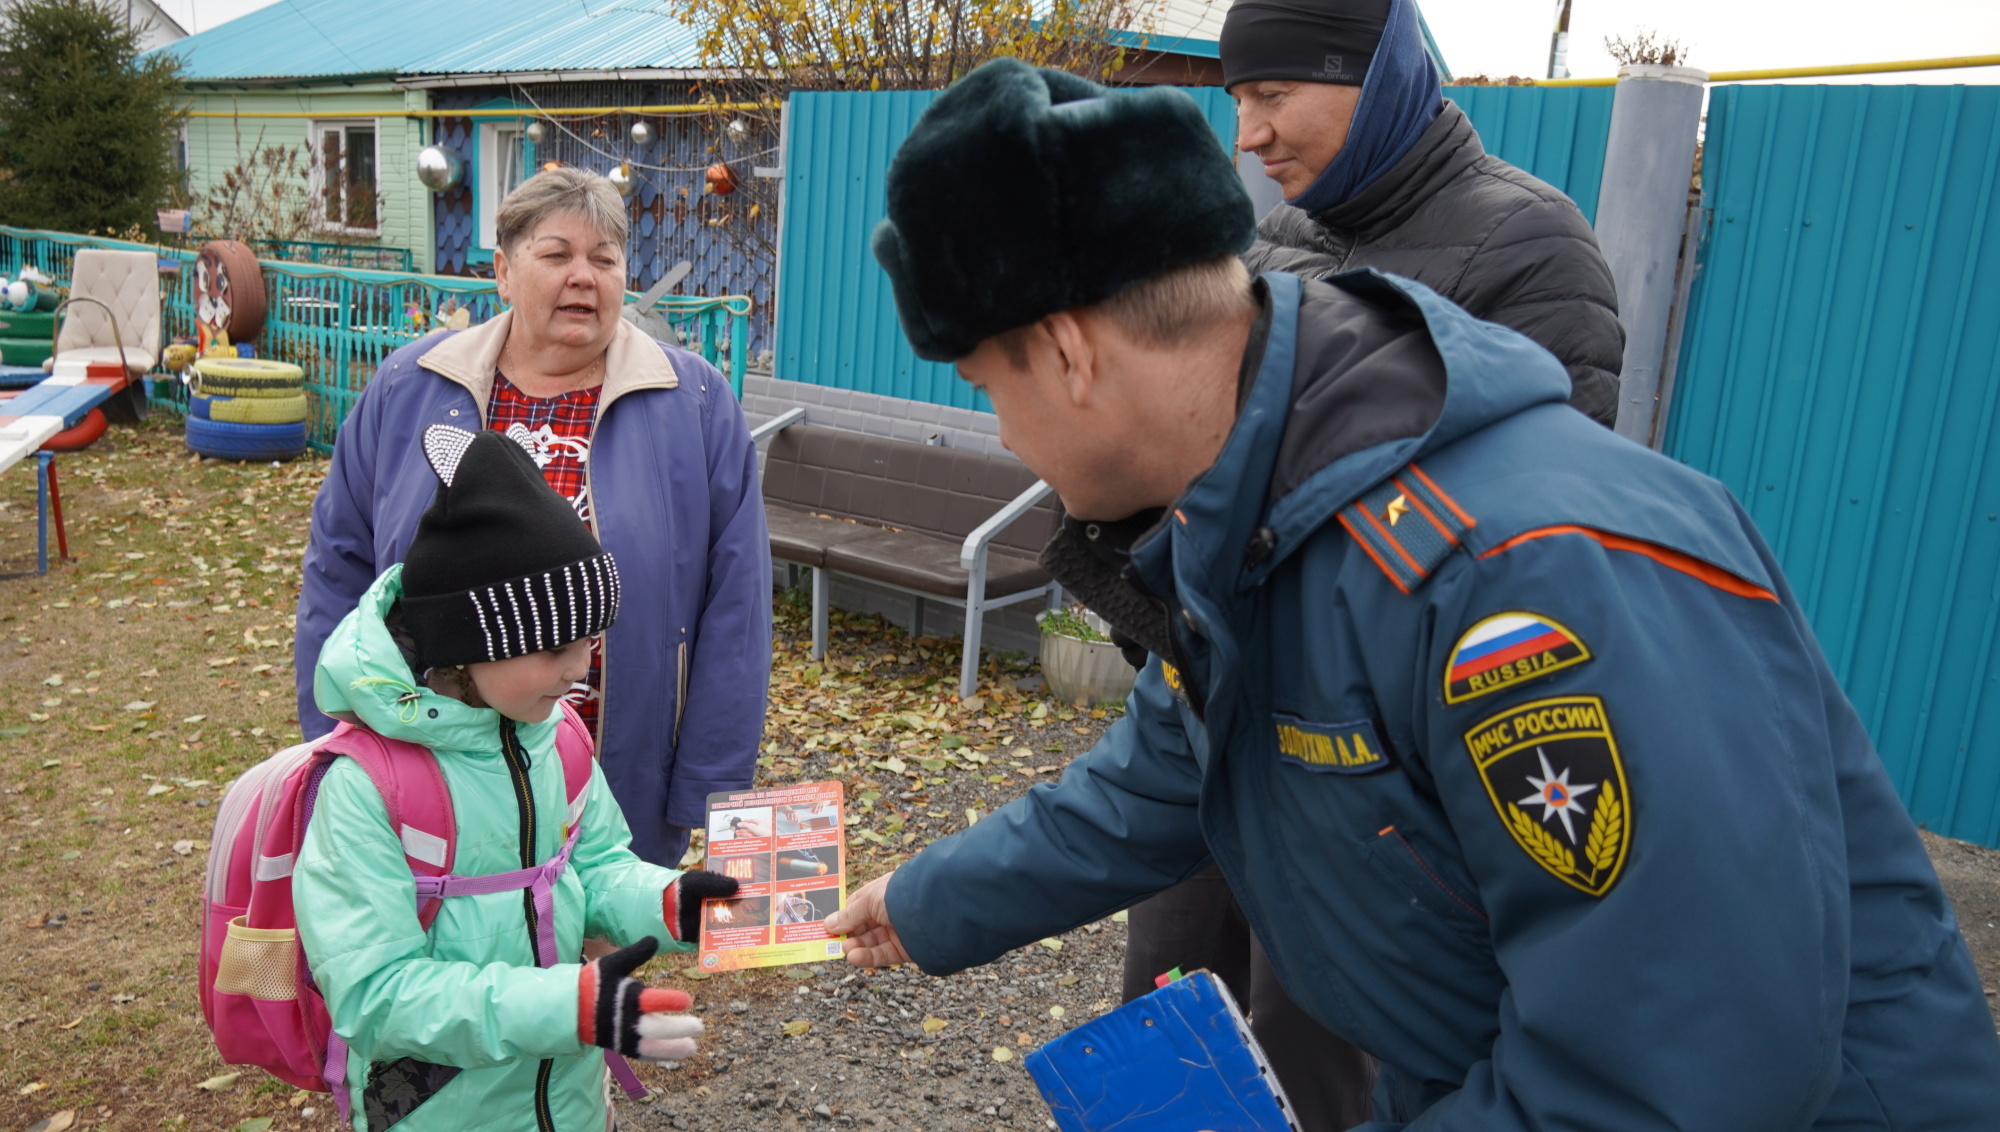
<box><xmin>4</xmin><ymin>418</ymin><xmax>1994</xmax><ymax>1132</ymax></box>
<box><xmin>1</xmin><ymin>419</ymin><xmax>326</xmax><ymax>1131</ymax></box>
<box><xmin>0</xmin><ymin>417</ymin><xmax>1102</xmax><ymax>1132</ymax></box>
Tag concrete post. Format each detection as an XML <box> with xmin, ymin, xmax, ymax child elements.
<box><xmin>1594</xmin><ymin>64</ymin><xmax>1707</xmax><ymax>445</ymax></box>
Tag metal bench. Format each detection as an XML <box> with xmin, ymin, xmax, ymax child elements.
<box><xmin>752</xmin><ymin>410</ymin><xmax>1061</xmax><ymax>698</ymax></box>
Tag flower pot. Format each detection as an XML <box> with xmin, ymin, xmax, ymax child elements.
<box><xmin>1040</xmin><ymin>630</ymin><xmax>1137</xmax><ymax>708</ymax></box>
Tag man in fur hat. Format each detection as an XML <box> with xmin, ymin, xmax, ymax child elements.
<box><xmin>825</xmin><ymin>58</ymin><xmax>2000</xmax><ymax>1131</ymax></box>
<box><xmin>1123</xmin><ymin>0</ymin><xmax>1633</xmax><ymax>1119</ymax></box>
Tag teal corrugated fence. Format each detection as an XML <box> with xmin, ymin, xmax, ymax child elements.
<box><xmin>1441</xmin><ymin>85</ymin><xmax>1614</xmax><ymax>224</ymax></box>
<box><xmin>774</xmin><ymin>84</ymin><xmax>1614</xmax><ymax>404</ymax></box>
<box><xmin>774</xmin><ymin>87</ymin><xmax>1240</xmax><ymax>411</ymax></box>
<box><xmin>1667</xmin><ymin>84</ymin><xmax>2000</xmax><ymax>846</ymax></box>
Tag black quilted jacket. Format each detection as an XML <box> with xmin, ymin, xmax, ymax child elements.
<box><xmin>1243</xmin><ymin>101</ymin><xmax>1622</xmax><ymax>427</ymax></box>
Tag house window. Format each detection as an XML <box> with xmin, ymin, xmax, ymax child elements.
<box><xmin>312</xmin><ymin>121</ymin><xmax>380</xmax><ymax>234</ymax></box>
<box><xmin>478</xmin><ymin>121</ymin><xmax>529</xmax><ymax>250</ymax></box>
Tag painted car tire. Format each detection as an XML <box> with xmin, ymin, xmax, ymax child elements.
<box><xmin>192</xmin><ymin>356</ymin><xmax>304</xmax><ymax>398</ymax></box>
<box><xmin>0</xmin><ymin>336</ymin><xmax>51</xmax><ymax>366</ymax></box>
<box><xmin>0</xmin><ymin>310</ymin><xmax>58</xmax><ymax>338</ymax></box>
<box><xmin>194</xmin><ymin>240</ymin><xmax>268</xmax><ymax>343</ymax></box>
<box><xmin>184</xmin><ymin>415</ymin><xmax>307</xmax><ymax>461</ymax></box>
<box><xmin>41</xmin><ymin>408</ymin><xmax>108</xmax><ymax>452</ymax></box>
<box><xmin>191</xmin><ymin>391</ymin><xmax>309</xmax><ymax>425</ymax></box>
<box><xmin>192</xmin><ymin>357</ymin><xmax>303</xmax><ymax>381</ymax></box>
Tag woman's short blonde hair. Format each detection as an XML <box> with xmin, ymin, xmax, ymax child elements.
<box><xmin>494</xmin><ymin>167</ymin><xmax>631</xmax><ymax>256</ymax></box>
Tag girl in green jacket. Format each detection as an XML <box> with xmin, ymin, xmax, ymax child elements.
<box><xmin>294</xmin><ymin>428</ymin><xmax>738</xmax><ymax>1131</ymax></box>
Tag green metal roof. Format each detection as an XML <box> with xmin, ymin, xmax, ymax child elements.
<box><xmin>156</xmin><ymin>0</ymin><xmax>707</xmax><ymax>82</ymax></box>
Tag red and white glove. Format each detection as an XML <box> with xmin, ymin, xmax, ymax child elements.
<box><xmin>663</xmin><ymin>869</ymin><xmax>740</xmax><ymax>942</ymax></box>
<box><xmin>576</xmin><ymin>938</ymin><xmax>702</xmax><ymax>1063</ymax></box>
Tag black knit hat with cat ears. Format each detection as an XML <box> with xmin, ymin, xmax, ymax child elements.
<box><xmin>399</xmin><ymin>425</ymin><xmax>621</xmax><ymax>670</ymax></box>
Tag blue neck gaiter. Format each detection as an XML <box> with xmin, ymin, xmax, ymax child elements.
<box><xmin>1285</xmin><ymin>0</ymin><xmax>1443</xmax><ymax>215</ymax></box>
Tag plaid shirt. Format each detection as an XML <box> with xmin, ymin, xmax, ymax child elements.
<box><xmin>488</xmin><ymin>372</ymin><xmax>605</xmax><ymax>734</ymax></box>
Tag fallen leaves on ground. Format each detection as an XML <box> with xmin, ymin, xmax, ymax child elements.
<box><xmin>0</xmin><ymin>418</ymin><xmax>1124</xmax><ymax>1130</ymax></box>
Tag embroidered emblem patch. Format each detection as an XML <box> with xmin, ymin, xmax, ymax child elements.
<box><xmin>1274</xmin><ymin>714</ymin><xmax>1390</xmax><ymax>774</ymax></box>
<box><xmin>1444</xmin><ymin>612</ymin><xmax>1590</xmax><ymax>705</ymax></box>
<box><xmin>1463</xmin><ymin>695</ymin><xmax>1630</xmax><ymax>896</ymax></box>
<box><xmin>1160</xmin><ymin>661</ymin><xmax>1189</xmax><ymax>704</ymax></box>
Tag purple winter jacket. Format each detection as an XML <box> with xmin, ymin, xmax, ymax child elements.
<box><xmin>294</xmin><ymin>312</ymin><xmax>771</xmax><ymax>865</ymax></box>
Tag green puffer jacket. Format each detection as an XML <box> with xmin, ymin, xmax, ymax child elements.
<box><xmin>294</xmin><ymin>565</ymin><xmax>687</xmax><ymax>1132</ymax></box>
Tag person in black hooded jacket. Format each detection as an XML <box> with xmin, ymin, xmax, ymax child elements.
<box><xmin>1231</xmin><ymin>0</ymin><xmax>1623</xmax><ymax>429</ymax></box>
<box><xmin>1115</xmin><ymin>1</ymin><xmax>1625</xmax><ymax>1126</ymax></box>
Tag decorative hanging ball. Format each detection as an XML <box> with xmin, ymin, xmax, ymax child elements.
<box><xmin>524</xmin><ymin>120</ymin><xmax>548</xmax><ymax>143</ymax></box>
<box><xmin>607</xmin><ymin>162</ymin><xmax>637</xmax><ymax>198</ymax></box>
<box><xmin>415</xmin><ymin>145</ymin><xmax>464</xmax><ymax>192</ymax></box>
<box><xmin>630</xmin><ymin>120</ymin><xmax>654</xmax><ymax>146</ymax></box>
<box><xmin>725</xmin><ymin>117</ymin><xmax>749</xmax><ymax>142</ymax></box>
<box><xmin>705</xmin><ymin>162</ymin><xmax>739</xmax><ymax>196</ymax></box>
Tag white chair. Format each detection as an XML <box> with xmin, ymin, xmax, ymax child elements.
<box><xmin>52</xmin><ymin>249</ymin><xmax>161</xmax><ymax>378</ymax></box>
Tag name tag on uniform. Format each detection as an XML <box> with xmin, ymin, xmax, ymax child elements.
<box><xmin>1273</xmin><ymin>714</ymin><xmax>1389</xmax><ymax>774</ymax></box>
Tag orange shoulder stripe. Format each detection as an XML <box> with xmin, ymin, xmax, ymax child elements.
<box><xmin>1405</xmin><ymin>463</ymin><xmax>1475</xmax><ymax>527</ymax></box>
<box><xmin>1336</xmin><ymin>511</ymin><xmax>1414</xmax><ymax>595</ymax></box>
<box><xmin>1479</xmin><ymin>524</ymin><xmax>1778</xmax><ymax>602</ymax></box>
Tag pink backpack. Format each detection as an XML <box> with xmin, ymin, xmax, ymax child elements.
<box><xmin>198</xmin><ymin>703</ymin><xmax>644</xmax><ymax>1116</ymax></box>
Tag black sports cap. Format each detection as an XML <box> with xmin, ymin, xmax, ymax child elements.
<box><xmin>1219</xmin><ymin>0</ymin><xmax>1392</xmax><ymax>88</ymax></box>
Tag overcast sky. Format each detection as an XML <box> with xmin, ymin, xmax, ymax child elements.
<box><xmin>162</xmin><ymin>0</ymin><xmax>2000</xmax><ymax>83</ymax></box>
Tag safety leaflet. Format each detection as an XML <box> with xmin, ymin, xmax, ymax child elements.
<box><xmin>696</xmin><ymin>781</ymin><xmax>847</xmax><ymax>972</ymax></box>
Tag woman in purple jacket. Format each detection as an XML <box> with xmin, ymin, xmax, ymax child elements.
<box><xmin>294</xmin><ymin>169</ymin><xmax>771</xmax><ymax>866</ymax></box>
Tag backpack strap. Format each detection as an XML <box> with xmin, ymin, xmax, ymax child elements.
<box><xmin>543</xmin><ymin>703</ymin><xmax>649</xmax><ymax>1103</ymax></box>
<box><xmin>553</xmin><ymin>701</ymin><xmax>595</xmax><ymax>840</ymax></box>
<box><xmin>318</xmin><ymin>722</ymin><xmax>458</xmax><ymax>931</ymax></box>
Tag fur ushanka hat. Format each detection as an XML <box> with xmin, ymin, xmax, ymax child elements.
<box><xmin>399</xmin><ymin>425</ymin><xmax>621</xmax><ymax>670</ymax></box>
<box><xmin>872</xmin><ymin>58</ymin><xmax>1256</xmax><ymax>362</ymax></box>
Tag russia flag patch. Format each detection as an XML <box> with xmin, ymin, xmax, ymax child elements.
<box><xmin>1444</xmin><ymin>612</ymin><xmax>1591</xmax><ymax>705</ymax></box>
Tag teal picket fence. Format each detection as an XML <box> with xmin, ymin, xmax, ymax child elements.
<box><xmin>0</xmin><ymin>226</ymin><xmax>752</xmax><ymax>453</ymax></box>
<box><xmin>1666</xmin><ymin>84</ymin><xmax>2000</xmax><ymax>846</ymax></box>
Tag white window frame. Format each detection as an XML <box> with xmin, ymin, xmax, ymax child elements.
<box><xmin>309</xmin><ymin>119</ymin><xmax>382</xmax><ymax>236</ymax></box>
<box><xmin>477</xmin><ymin>120</ymin><xmax>530</xmax><ymax>250</ymax></box>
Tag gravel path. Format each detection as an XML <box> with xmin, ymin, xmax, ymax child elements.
<box><xmin>619</xmin><ymin>783</ymin><xmax>2000</xmax><ymax>1132</ymax></box>
<box><xmin>1925</xmin><ymin>833</ymin><xmax>2000</xmax><ymax>1006</ymax></box>
<box><xmin>7</xmin><ymin>427</ymin><xmax>1992</xmax><ymax>1132</ymax></box>
<box><xmin>625</xmin><ymin>924</ymin><xmax>1126</xmax><ymax>1131</ymax></box>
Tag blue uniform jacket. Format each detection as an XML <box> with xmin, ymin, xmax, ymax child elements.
<box><xmin>888</xmin><ymin>271</ymin><xmax>2000</xmax><ymax>1129</ymax></box>
<box><xmin>294</xmin><ymin>314</ymin><xmax>772</xmax><ymax>864</ymax></box>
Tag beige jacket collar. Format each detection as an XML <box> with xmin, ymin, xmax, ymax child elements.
<box><xmin>415</xmin><ymin>308</ymin><xmax>680</xmax><ymax>420</ymax></box>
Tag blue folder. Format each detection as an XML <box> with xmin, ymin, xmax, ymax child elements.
<box><xmin>1024</xmin><ymin>970</ymin><xmax>1298</xmax><ymax>1132</ymax></box>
